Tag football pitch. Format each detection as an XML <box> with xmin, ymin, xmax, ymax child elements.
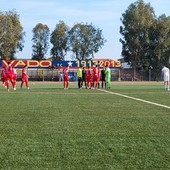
<box><xmin>0</xmin><ymin>82</ymin><xmax>170</xmax><ymax>169</ymax></box>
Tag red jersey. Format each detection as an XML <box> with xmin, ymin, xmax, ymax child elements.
<box><xmin>12</xmin><ymin>68</ymin><xmax>17</xmax><ymax>80</ymax></box>
<box><xmin>22</xmin><ymin>68</ymin><xmax>27</xmax><ymax>76</ymax></box>
<box><xmin>93</xmin><ymin>67</ymin><xmax>99</xmax><ymax>82</ymax></box>
<box><xmin>63</xmin><ymin>67</ymin><xmax>69</xmax><ymax>77</ymax></box>
<box><xmin>4</xmin><ymin>65</ymin><xmax>13</xmax><ymax>80</ymax></box>
<box><xmin>13</xmin><ymin>68</ymin><xmax>17</xmax><ymax>76</ymax></box>
<box><xmin>86</xmin><ymin>69</ymin><xmax>91</xmax><ymax>76</ymax></box>
<box><xmin>93</xmin><ymin>67</ymin><xmax>99</xmax><ymax>75</ymax></box>
<box><xmin>86</xmin><ymin>69</ymin><xmax>91</xmax><ymax>82</ymax></box>
<box><xmin>1</xmin><ymin>69</ymin><xmax>6</xmax><ymax>78</ymax></box>
<box><xmin>4</xmin><ymin>65</ymin><xmax>13</xmax><ymax>74</ymax></box>
<box><xmin>63</xmin><ymin>67</ymin><xmax>69</xmax><ymax>81</ymax></box>
<box><xmin>1</xmin><ymin>69</ymin><xmax>6</xmax><ymax>82</ymax></box>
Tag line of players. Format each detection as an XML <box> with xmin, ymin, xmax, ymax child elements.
<box><xmin>63</xmin><ymin>64</ymin><xmax>111</xmax><ymax>89</ymax></box>
<box><xmin>78</xmin><ymin>65</ymin><xmax>111</xmax><ymax>89</ymax></box>
<box><xmin>1</xmin><ymin>62</ymin><xmax>29</xmax><ymax>92</ymax></box>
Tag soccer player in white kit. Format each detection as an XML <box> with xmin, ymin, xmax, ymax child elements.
<box><xmin>161</xmin><ymin>65</ymin><xmax>170</xmax><ymax>90</ymax></box>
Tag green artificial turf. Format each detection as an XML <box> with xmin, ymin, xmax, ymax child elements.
<box><xmin>0</xmin><ymin>82</ymin><xmax>170</xmax><ymax>169</ymax></box>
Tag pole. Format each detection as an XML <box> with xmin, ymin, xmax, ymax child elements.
<box><xmin>149</xmin><ymin>69</ymin><xmax>151</xmax><ymax>81</ymax></box>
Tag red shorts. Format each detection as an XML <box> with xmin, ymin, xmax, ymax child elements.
<box><xmin>1</xmin><ymin>74</ymin><xmax>6</xmax><ymax>80</ymax></box>
<box><xmin>64</xmin><ymin>75</ymin><xmax>69</xmax><ymax>81</ymax></box>
<box><xmin>91</xmin><ymin>76</ymin><xmax>94</xmax><ymax>83</ymax></box>
<box><xmin>6</xmin><ymin>73</ymin><xmax>12</xmax><ymax>81</ymax></box>
<box><xmin>94</xmin><ymin>74</ymin><xmax>99</xmax><ymax>82</ymax></box>
<box><xmin>86</xmin><ymin>75</ymin><xmax>91</xmax><ymax>83</ymax></box>
<box><xmin>22</xmin><ymin>75</ymin><xmax>27</xmax><ymax>82</ymax></box>
<box><xmin>13</xmin><ymin>75</ymin><xmax>17</xmax><ymax>81</ymax></box>
<box><xmin>1</xmin><ymin>77</ymin><xmax>5</xmax><ymax>82</ymax></box>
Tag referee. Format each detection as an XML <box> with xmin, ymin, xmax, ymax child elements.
<box><xmin>77</xmin><ymin>65</ymin><xmax>83</xmax><ymax>89</ymax></box>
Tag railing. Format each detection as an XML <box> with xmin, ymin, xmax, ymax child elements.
<box><xmin>0</xmin><ymin>68</ymin><xmax>145</xmax><ymax>81</ymax></box>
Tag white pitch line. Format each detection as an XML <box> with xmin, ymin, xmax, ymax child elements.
<box><xmin>98</xmin><ymin>89</ymin><xmax>170</xmax><ymax>109</ymax></box>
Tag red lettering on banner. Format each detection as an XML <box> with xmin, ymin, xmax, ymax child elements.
<box><xmin>2</xmin><ymin>60</ymin><xmax>8</xmax><ymax>66</ymax></box>
<box><xmin>115</xmin><ymin>61</ymin><xmax>121</xmax><ymax>67</ymax></box>
<box><xmin>27</xmin><ymin>60</ymin><xmax>39</xmax><ymax>67</ymax></box>
<box><xmin>2</xmin><ymin>60</ymin><xmax>26</xmax><ymax>67</ymax></box>
<box><xmin>110</xmin><ymin>61</ymin><xmax>115</xmax><ymax>67</ymax></box>
<box><xmin>99</xmin><ymin>60</ymin><xmax>104</xmax><ymax>67</ymax></box>
<box><xmin>15</xmin><ymin>60</ymin><xmax>27</xmax><ymax>67</ymax></box>
<box><xmin>2</xmin><ymin>60</ymin><xmax>51</xmax><ymax>67</ymax></box>
<box><xmin>104</xmin><ymin>61</ymin><xmax>110</xmax><ymax>66</ymax></box>
<box><xmin>40</xmin><ymin>60</ymin><xmax>51</xmax><ymax>67</ymax></box>
<box><xmin>97</xmin><ymin>59</ymin><xmax>121</xmax><ymax>67</ymax></box>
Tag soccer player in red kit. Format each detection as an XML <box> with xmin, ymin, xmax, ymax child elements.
<box><xmin>12</xmin><ymin>67</ymin><xmax>17</xmax><ymax>90</ymax></box>
<box><xmin>63</xmin><ymin>65</ymin><xmax>69</xmax><ymax>89</ymax></box>
<box><xmin>93</xmin><ymin>65</ymin><xmax>99</xmax><ymax>88</ymax></box>
<box><xmin>1</xmin><ymin>68</ymin><xmax>6</xmax><ymax>87</ymax></box>
<box><xmin>91</xmin><ymin>68</ymin><xmax>94</xmax><ymax>89</ymax></box>
<box><xmin>4</xmin><ymin>62</ymin><xmax>13</xmax><ymax>92</ymax></box>
<box><xmin>20</xmin><ymin>65</ymin><xmax>29</xmax><ymax>89</ymax></box>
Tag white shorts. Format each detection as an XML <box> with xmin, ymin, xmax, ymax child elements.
<box><xmin>164</xmin><ymin>75</ymin><xmax>169</xmax><ymax>81</ymax></box>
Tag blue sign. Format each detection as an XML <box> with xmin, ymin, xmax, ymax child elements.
<box><xmin>52</xmin><ymin>60</ymin><xmax>101</xmax><ymax>68</ymax></box>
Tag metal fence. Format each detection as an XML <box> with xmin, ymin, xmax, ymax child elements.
<box><xmin>27</xmin><ymin>68</ymin><xmax>122</xmax><ymax>81</ymax></box>
<box><xmin>0</xmin><ymin>68</ymin><xmax>160</xmax><ymax>81</ymax></box>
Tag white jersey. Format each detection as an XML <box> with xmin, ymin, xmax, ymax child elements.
<box><xmin>162</xmin><ymin>66</ymin><xmax>170</xmax><ymax>81</ymax></box>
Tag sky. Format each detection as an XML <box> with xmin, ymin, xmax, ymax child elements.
<box><xmin>1</xmin><ymin>0</ymin><xmax>170</xmax><ymax>61</ymax></box>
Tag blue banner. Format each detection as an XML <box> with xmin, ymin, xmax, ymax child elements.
<box><xmin>0</xmin><ymin>59</ymin><xmax>121</xmax><ymax>68</ymax></box>
<box><xmin>52</xmin><ymin>59</ymin><xmax>120</xmax><ymax>68</ymax></box>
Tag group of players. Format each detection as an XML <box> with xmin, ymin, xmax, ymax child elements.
<box><xmin>63</xmin><ymin>64</ymin><xmax>111</xmax><ymax>89</ymax></box>
<box><xmin>1</xmin><ymin>63</ymin><xmax>111</xmax><ymax>91</ymax></box>
<box><xmin>1</xmin><ymin>62</ymin><xmax>29</xmax><ymax>92</ymax></box>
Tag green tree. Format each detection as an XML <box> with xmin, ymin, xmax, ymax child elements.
<box><xmin>148</xmin><ymin>15</ymin><xmax>170</xmax><ymax>80</ymax></box>
<box><xmin>68</xmin><ymin>23</ymin><xmax>106</xmax><ymax>60</ymax></box>
<box><xmin>0</xmin><ymin>10</ymin><xmax>25</xmax><ymax>59</ymax></box>
<box><xmin>120</xmin><ymin>0</ymin><xmax>155</xmax><ymax>79</ymax></box>
<box><xmin>32</xmin><ymin>23</ymin><xmax>50</xmax><ymax>60</ymax></box>
<box><xmin>50</xmin><ymin>21</ymin><xmax>69</xmax><ymax>60</ymax></box>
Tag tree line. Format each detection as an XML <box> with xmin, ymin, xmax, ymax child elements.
<box><xmin>120</xmin><ymin>0</ymin><xmax>170</xmax><ymax>80</ymax></box>
<box><xmin>0</xmin><ymin>10</ymin><xmax>106</xmax><ymax>61</ymax></box>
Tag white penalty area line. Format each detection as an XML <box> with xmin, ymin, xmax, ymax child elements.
<box><xmin>98</xmin><ymin>89</ymin><xmax>170</xmax><ymax>109</ymax></box>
